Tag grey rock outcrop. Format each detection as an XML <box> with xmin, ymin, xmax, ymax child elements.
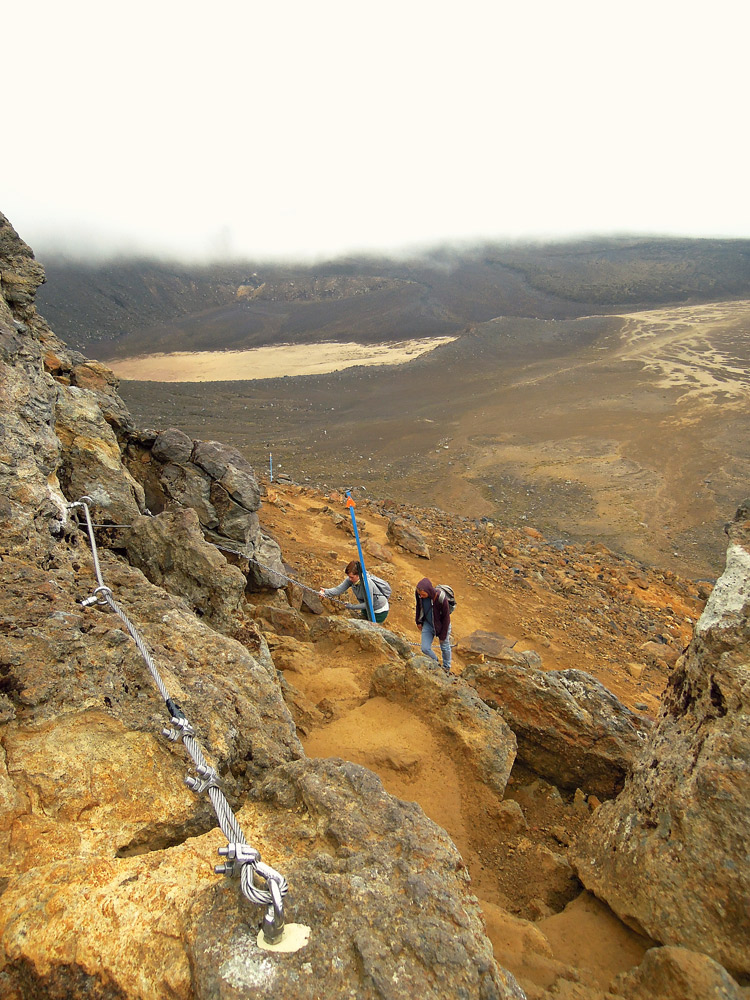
<box><xmin>463</xmin><ymin>662</ymin><xmax>651</xmax><ymax>798</ymax></box>
<box><xmin>141</xmin><ymin>428</ymin><xmax>285</xmax><ymax>589</ymax></box>
<box><xmin>572</xmin><ymin>501</ymin><xmax>750</xmax><ymax>977</ymax></box>
<box><xmin>123</xmin><ymin>508</ymin><xmax>247</xmax><ymax>623</ymax></box>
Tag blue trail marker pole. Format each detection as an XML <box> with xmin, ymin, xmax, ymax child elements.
<box><xmin>345</xmin><ymin>490</ymin><xmax>375</xmax><ymax>622</ymax></box>
<box><xmin>269</xmin><ymin>451</ymin><xmax>273</xmax><ymax>482</ymax></box>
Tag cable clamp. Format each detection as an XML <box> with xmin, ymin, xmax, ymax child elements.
<box><xmin>215</xmin><ymin>842</ymin><xmax>260</xmax><ymax>877</ymax></box>
<box><xmin>162</xmin><ymin>716</ymin><xmax>196</xmax><ymax>743</ymax></box>
<box><xmin>185</xmin><ymin>764</ymin><xmax>220</xmax><ymax>795</ymax></box>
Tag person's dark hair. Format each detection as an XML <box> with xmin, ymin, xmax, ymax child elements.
<box><xmin>345</xmin><ymin>560</ymin><xmax>362</xmax><ymax>576</ymax></box>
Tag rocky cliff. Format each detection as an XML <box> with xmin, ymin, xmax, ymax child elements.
<box><xmin>1</xmin><ymin>210</ymin><xmax>748</xmax><ymax>1000</ymax></box>
<box><xmin>0</xmin><ymin>213</ymin><xmax>524</xmax><ymax>999</ymax></box>
<box><xmin>573</xmin><ymin>502</ymin><xmax>750</xmax><ymax>979</ymax></box>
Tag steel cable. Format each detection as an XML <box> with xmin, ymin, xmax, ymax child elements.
<box><xmin>68</xmin><ymin>498</ymin><xmax>288</xmax><ymax>937</ymax></box>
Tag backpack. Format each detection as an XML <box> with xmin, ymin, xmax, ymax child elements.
<box><xmin>436</xmin><ymin>585</ymin><xmax>456</xmax><ymax>612</ymax></box>
<box><xmin>368</xmin><ymin>574</ymin><xmax>392</xmax><ymax>599</ymax></box>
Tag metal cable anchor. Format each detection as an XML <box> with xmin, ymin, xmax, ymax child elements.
<box><xmin>261</xmin><ymin>872</ymin><xmax>286</xmax><ymax>944</ymax></box>
<box><xmin>81</xmin><ymin>585</ymin><xmax>113</xmax><ymax>608</ymax></box>
<box><xmin>67</xmin><ymin>497</ymin><xmax>93</xmax><ymax>510</ymax></box>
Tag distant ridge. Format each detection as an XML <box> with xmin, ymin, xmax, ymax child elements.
<box><xmin>35</xmin><ymin>236</ymin><xmax>750</xmax><ymax>359</ymax></box>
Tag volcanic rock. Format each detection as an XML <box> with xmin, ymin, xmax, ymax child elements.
<box><xmin>144</xmin><ymin>429</ymin><xmax>285</xmax><ymax>588</ymax></box>
<box><xmin>386</xmin><ymin>515</ymin><xmax>430</xmax><ymax>558</ymax></box>
<box><xmin>0</xmin><ymin>758</ymin><xmax>525</xmax><ymax>1000</ymax></box>
<box><xmin>611</xmin><ymin>945</ymin><xmax>745</xmax><ymax>1000</ymax></box>
<box><xmin>463</xmin><ymin>662</ymin><xmax>651</xmax><ymax>798</ymax></box>
<box><xmin>572</xmin><ymin>501</ymin><xmax>750</xmax><ymax>977</ymax></box>
<box><xmin>152</xmin><ymin>426</ymin><xmax>194</xmax><ymax>464</ymax></box>
<box><xmin>456</xmin><ymin>629</ymin><xmax>541</xmax><ymax>668</ymax></box>
<box><xmin>364</xmin><ymin>538</ymin><xmax>394</xmax><ymax>562</ymax></box>
<box><xmin>123</xmin><ymin>508</ymin><xmax>247</xmax><ymax>624</ymax></box>
<box><xmin>254</xmin><ymin>605</ymin><xmax>311</xmax><ymax>641</ymax></box>
<box><xmin>0</xmin><ymin>212</ymin><xmax>525</xmax><ymax>999</ymax></box>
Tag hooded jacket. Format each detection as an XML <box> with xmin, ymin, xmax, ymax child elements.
<box><xmin>415</xmin><ymin>577</ymin><xmax>451</xmax><ymax>641</ymax></box>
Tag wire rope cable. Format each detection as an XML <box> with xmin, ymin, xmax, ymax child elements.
<box><xmin>68</xmin><ymin>497</ymin><xmax>289</xmax><ymax>941</ymax></box>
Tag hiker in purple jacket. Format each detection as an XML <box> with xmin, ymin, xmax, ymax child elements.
<box><xmin>415</xmin><ymin>577</ymin><xmax>452</xmax><ymax>673</ymax></box>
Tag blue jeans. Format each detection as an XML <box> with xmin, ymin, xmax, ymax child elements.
<box><xmin>421</xmin><ymin>621</ymin><xmax>451</xmax><ymax>672</ymax></box>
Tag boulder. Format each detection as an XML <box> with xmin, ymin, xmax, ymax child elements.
<box><xmin>209</xmin><ymin>480</ymin><xmax>260</xmax><ymax>543</ymax></box>
<box><xmin>364</xmin><ymin>539</ymin><xmax>394</xmax><ymax>562</ymax></box>
<box><xmin>192</xmin><ymin>440</ymin><xmax>261</xmax><ymax>512</ymax></box>
<box><xmin>123</xmin><ymin>508</ymin><xmax>246</xmax><ymax>623</ymax></box>
<box><xmin>253</xmin><ymin>605</ymin><xmax>311</xmax><ymax>641</ymax></box>
<box><xmin>611</xmin><ymin>946</ymin><xmax>745</xmax><ymax>1000</ymax></box>
<box><xmin>300</xmin><ymin>588</ymin><xmax>325</xmax><ymax>615</ymax></box>
<box><xmin>308</xmin><ymin>616</ymin><xmax>398</xmax><ymax>659</ymax></box>
<box><xmin>572</xmin><ymin>502</ymin><xmax>750</xmax><ymax>977</ymax></box>
<box><xmin>0</xmin><ymin>758</ymin><xmax>526</xmax><ymax>1000</ymax></box>
<box><xmin>140</xmin><ymin>432</ymin><xmax>281</xmax><ymax>588</ymax></box>
<box><xmin>55</xmin><ymin>386</ymin><xmax>145</xmax><ymax>524</ymax></box>
<box><xmin>640</xmin><ymin>638</ymin><xmax>681</xmax><ymax>668</ymax></box>
<box><xmin>463</xmin><ymin>663</ymin><xmax>651</xmax><ymax>798</ymax></box>
<box><xmin>386</xmin><ymin>515</ymin><xmax>430</xmax><ymax>558</ymax></box>
<box><xmin>245</xmin><ymin>529</ymin><xmax>287</xmax><ymax>590</ymax></box>
<box><xmin>456</xmin><ymin>629</ymin><xmax>542</xmax><ymax>668</ymax></box>
<box><xmin>152</xmin><ymin>426</ymin><xmax>194</xmax><ymax>464</ymax></box>
<box><xmin>159</xmin><ymin>461</ymin><xmax>218</xmax><ymax>528</ymax></box>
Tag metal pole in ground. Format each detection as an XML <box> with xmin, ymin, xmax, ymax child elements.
<box><xmin>345</xmin><ymin>490</ymin><xmax>375</xmax><ymax>622</ymax></box>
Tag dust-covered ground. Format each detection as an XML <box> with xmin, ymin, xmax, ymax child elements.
<box><xmin>120</xmin><ymin>300</ymin><xmax>750</xmax><ymax>582</ymax></box>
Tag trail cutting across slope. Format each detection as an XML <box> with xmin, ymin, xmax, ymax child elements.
<box><xmin>254</xmin><ymin>482</ymin><xmax>705</xmax><ymax>997</ymax></box>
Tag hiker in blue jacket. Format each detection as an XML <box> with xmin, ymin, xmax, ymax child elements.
<box><xmin>415</xmin><ymin>577</ymin><xmax>452</xmax><ymax>673</ymax></box>
<box><xmin>319</xmin><ymin>560</ymin><xmax>389</xmax><ymax>623</ymax></box>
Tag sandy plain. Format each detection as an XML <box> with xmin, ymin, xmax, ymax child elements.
<box><xmin>109</xmin><ymin>337</ymin><xmax>456</xmax><ymax>382</ymax></box>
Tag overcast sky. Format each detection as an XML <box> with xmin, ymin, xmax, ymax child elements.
<box><xmin>4</xmin><ymin>0</ymin><xmax>748</xmax><ymax>262</ymax></box>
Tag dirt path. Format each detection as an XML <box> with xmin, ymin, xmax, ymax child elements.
<box><xmin>256</xmin><ymin>482</ymin><xmax>679</xmax><ymax>996</ymax></box>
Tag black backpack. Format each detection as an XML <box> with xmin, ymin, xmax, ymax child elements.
<box><xmin>436</xmin><ymin>585</ymin><xmax>456</xmax><ymax>612</ymax></box>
